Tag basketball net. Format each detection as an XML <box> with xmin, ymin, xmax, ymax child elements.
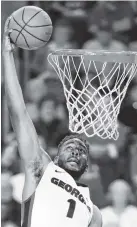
<box><xmin>48</xmin><ymin>50</ymin><xmax>137</xmax><ymax>140</ymax></box>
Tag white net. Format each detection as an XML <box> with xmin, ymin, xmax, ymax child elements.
<box><xmin>48</xmin><ymin>50</ymin><xmax>137</xmax><ymax>140</ymax></box>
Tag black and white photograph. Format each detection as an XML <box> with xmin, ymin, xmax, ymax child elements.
<box><xmin>1</xmin><ymin>1</ymin><xmax>137</xmax><ymax>227</ymax></box>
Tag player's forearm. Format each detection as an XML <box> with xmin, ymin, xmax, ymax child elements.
<box><xmin>3</xmin><ymin>51</ymin><xmax>26</xmax><ymax>118</ymax></box>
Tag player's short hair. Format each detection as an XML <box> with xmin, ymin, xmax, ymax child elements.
<box><xmin>58</xmin><ymin>134</ymin><xmax>89</xmax><ymax>155</ymax></box>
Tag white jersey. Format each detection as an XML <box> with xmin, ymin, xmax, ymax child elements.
<box><xmin>22</xmin><ymin>161</ymin><xmax>93</xmax><ymax>227</ymax></box>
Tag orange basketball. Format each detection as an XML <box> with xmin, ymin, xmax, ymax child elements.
<box><xmin>8</xmin><ymin>6</ymin><xmax>53</xmax><ymax>50</ymax></box>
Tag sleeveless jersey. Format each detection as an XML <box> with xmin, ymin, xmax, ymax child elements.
<box><xmin>22</xmin><ymin>161</ymin><xmax>93</xmax><ymax>227</ymax></box>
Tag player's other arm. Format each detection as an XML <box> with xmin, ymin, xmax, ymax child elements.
<box><xmin>2</xmin><ymin>19</ymin><xmax>51</xmax><ymax>179</ymax></box>
<box><xmin>89</xmin><ymin>205</ymin><xmax>102</xmax><ymax>227</ymax></box>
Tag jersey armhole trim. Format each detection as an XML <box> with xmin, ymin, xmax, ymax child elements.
<box><xmin>21</xmin><ymin>192</ymin><xmax>35</xmax><ymax>227</ymax></box>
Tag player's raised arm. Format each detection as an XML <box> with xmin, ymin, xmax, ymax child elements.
<box><xmin>2</xmin><ymin>18</ymin><xmax>51</xmax><ymax>176</ymax></box>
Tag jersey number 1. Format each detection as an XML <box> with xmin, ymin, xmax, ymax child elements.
<box><xmin>66</xmin><ymin>199</ymin><xmax>76</xmax><ymax>218</ymax></box>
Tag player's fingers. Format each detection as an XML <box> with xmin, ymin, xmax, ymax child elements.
<box><xmin>3</xmin><ymin>29</ymin><xmax>14</xmax><ymax>52</ymax></box>
<box><xmin>4</xmin><ymin>16</ymin><xmax>12</xmax><ymax>33</ymax></box>
<box><xmin>11</xmin><ymin>44</ymin><xmax>15</xmax><ymax>51</ymax></box>
<box><xmin>9</xmin><ymin>29</ymin><xmax>13</xmax><ymax>34</ymax></box>
<box><xmin>4</xmin><ymin>29</ymin><xmax>13</xmax><ymax>37</ymax></box>
<box><xmin>4</xmin><ymin>16</ymin><xmax>11</xmax><ymax>30</ymax></box>
<box><xmin>8</xmin><ymin>29</ymin><xmax>13</xmax><ymax>40</ymax></box>
<box><xmin>3</xmin><ymin>30</ymin><xmax>13</xmax><ymax>49</ymax></box>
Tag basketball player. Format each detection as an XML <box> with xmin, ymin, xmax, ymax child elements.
<box><xmin>3</xmin><ymin>18</ymin><xmax>102</xmax><ymax>227</ymax></box>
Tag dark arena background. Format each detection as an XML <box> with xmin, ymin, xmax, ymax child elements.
<box><xmin>1</xmin><ymin>1</ymin><xmax>137</xmax><ymax>227</ymax></box>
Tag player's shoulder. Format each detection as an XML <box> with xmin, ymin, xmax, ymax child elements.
<box><xmin>100</xmin><ymin>206</ymin><xmax>113</xmax><ymax>216</ymax></box>
<box><xmin>93</xmin><ymin>205</ymin><xmax>102</xmax><ymax>222</ymax></box>
<box><xmin>54</xmin><ymin>165</ymin><xmax>66</xmax><ymax>173</ymax></box>
<box><xmin>46</xmin><ymin>161</ymin><xmax>66</xmax><ymax>174</ymax></box>
<box><xmin>77</xmin><ymin>182</ymin><xmax>88</xmax><ymax>187</ymax></box>
<box><xmin>77</xmin><ymin>182</ymin><xmax>92</xmax><ymax>198</ymax></box>
<box><xmin>89</xmin><ymin>205</ymin><xmax>102</xmax><ymax>227</ymax></box>
<box><xmin>44</xmin><ymin>160</ymin><xmax>58</xmax><ymax>171</ymax></box>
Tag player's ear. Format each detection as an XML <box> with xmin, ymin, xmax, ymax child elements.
<box><xmin>85</xmin><ymin>163</ymin><xmax>88</xmax><ymax>172</ymax></box>
<box><xmin>54</xmin><ymin>156</ymin><xmax>59</xmax><ymax>165</ymax></box>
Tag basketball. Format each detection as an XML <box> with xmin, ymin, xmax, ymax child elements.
<box><xmin>8</xmin><ymin>6</ymin><xmax>52</xmax><ymax>50</ymax></box>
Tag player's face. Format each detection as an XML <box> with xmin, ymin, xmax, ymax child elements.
<box><xmin>57</xmin><ymin>139</ymin><xmax>88</xmax><ymax>178</ymax></box>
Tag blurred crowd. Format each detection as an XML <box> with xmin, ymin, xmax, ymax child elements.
<box><xmin>1</xmin><ymin>1</ymin><xmax>137</xmax><ymax>227</ymax></box>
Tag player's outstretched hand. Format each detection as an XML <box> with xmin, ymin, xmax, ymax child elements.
<box><xmin>3</xmin><ymin>17</ymin><xmax>15</xmax><ymax>54</ymax></box>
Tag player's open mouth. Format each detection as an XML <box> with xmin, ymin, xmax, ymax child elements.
<box><xmin>68</xmin><ymin>158</ymin><xmax>79</xmax><ymax>164</ymax></box>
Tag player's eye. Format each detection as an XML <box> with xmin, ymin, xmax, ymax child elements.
<box><xmin>66</xmin><ymin>146</ymin><xmax>73</xmax><ymax>151</ymax></box>
<box><xmin>79</xmin><ymin>148</ymin><xmax>86</xmax><ymax>154</ymax></box>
